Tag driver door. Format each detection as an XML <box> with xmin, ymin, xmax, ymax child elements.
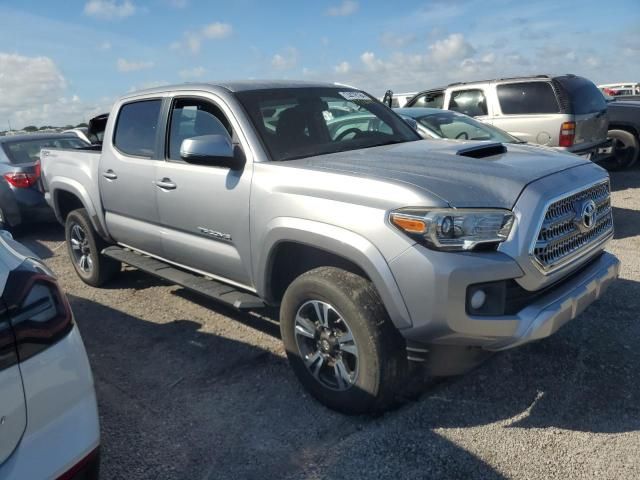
<box><xmin>155</xmin><ymin>94</ymin><xmax>254</xmax><ymax>288</ymax></box>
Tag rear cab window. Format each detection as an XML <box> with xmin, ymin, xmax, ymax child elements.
<box><xmin>497</xmin><ymin>82</ymin><xmax>560</xmax><ymax>115</ymax></box>
<box><xmin>448</xmin><ymin>89</ymin><xmax>488</xmax><ymax>117</ymax></box>
<box><xmin>113</xmin><ymin>99</ymin><xmax>162</xmax><ymax>157</ymax></box>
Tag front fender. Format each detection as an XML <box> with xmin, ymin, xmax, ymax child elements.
<box><xmin>255</xmin><ymin>217</ymin><xmax>413</xmax><ymax>329</ymax></box>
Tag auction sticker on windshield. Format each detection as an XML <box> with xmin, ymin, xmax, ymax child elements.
<box><xmin>339</xmin><ymin>91</ymin><xmax>371</xmax><ymax>101</ymax></box>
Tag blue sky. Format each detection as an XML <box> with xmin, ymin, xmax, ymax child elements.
<box><xmin>0</xmin><ymin>0</ymin><xmax>638</xmax><ymax>128</ymax></box>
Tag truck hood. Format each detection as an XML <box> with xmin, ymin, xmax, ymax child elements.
<box><xmin>283</xmin><ymin>140</ymin><xmax>591</xmax><ymax>209</ymax></box>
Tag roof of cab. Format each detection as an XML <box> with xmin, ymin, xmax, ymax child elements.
<box><xmin>122</xmin><ymin>80</ymin><xmax>350</xmax><ymax>99</ymax></box>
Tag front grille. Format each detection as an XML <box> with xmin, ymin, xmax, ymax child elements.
<box><xmin>532</xmin><ymin>181</ymin><xmax>613</xmax><ymax>272</ymax></box>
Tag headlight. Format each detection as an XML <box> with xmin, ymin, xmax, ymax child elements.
<box><xmin>390</xmin><ymin>208</ymin><xmax>514</xmax><ymax>251</ymax></box>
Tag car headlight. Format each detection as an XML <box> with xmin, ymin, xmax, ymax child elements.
<box><xmin>389</xmin><ymin>208</ymin><xmax>514</xmax><ymax>251</ymax></box>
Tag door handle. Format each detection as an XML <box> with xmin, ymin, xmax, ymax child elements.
<box><xmin>154</xmin><ymin>178</ymin><xmax>177</xmax><ymax>190</ymax></box>
<box><xmin>102</xmin><ymin>170</ymin><xmax>118</xmax><ymax>180</ymax></box>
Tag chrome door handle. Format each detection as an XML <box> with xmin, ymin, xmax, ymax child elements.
<box><xmin>154</xmin><ymin>178</ymin><xmax>177</xmax><ymax>190</ymax></box>
<box><xmin>102</xmin><ymin>170</ymin><xmax>118</xmax><ymax>180</ymax></box>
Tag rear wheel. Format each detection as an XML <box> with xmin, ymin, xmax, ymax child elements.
<box><xmin>280</xmin><ymin>266</ymin><xmax>409</xmax><ymax>414</ymax></box>
<box><xmin>65</xmin><ymin>209</ymin><xmax>120</xmax><ymax>287</ymax></box>
<box><xmin>604</xmin><ymin>129</ymin><xmax>639</xmax><ymax>170</ymax></box>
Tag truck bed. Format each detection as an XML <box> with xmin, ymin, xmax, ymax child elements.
<box><xmin>40</xmin><ymin>147</ymin><xmax>104</xmax><ymax>229</ymax></box>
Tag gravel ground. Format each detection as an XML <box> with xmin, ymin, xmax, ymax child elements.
<box><xmin>18</xmin><ymin>168</ymin><xmax>640</xmax><ymax>480</ymax></box>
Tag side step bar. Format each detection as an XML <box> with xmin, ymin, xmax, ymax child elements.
<box><xmin>102</xmin><ymin>246</ymin><xmax>265</xmax><ymax>310</ymax></box>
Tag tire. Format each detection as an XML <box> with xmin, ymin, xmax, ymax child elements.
<box><xmin>604</xmin><ymin>129</ymin><xmax>639</xmax><ymax>171</ymax></box>
<box><xmin>280</xmin><ymin>266</ymin><xmax>409</xmax><ymax>414</ymax></box>
<box><xmin>65</xmin><ymin>208</ymin><xmax>120</xmax><ymax>287</ymax></box>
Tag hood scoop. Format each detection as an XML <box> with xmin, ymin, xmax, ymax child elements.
<box><xmin>456</xmin><ymin>143</ymin><xmax>507</xmax><ymax>159</ymax></box>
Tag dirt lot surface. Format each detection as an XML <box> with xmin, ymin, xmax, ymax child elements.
<box><xmin>19</xmin><ymin>168</ymin><xmax>640</xmax><ymax>480</ymax></box>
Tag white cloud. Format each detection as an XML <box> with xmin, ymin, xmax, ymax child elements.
<box><xmin>172</xmin><ymin>21</ymin><xmax>233</xmax><ymax>54</ymax></box>
<box><xmin>179</xmin><ymin>66</ymin><xmax>206</xmax><ymax>79</ymax></box>
<box><xmin>334</xmin><ymin>61</ymin><xmax>351</xmax><ymax>74</ymax></box>
<box><xmin>327</xmin><ymin>0</ymin><xmax>358</xmax><ymax>16</ymax></box>
<box><xmin>0</xmin><ymin>53</ymin><xmax>109</xmax><ymax>129</ymax></box>
<box><xmin>202</xmin><ymin>22</ymin><xmax>232</xmax><ymax>39</ymax></box>
<box><xmin>117</xmin><ymin>58</ymin><xmax>154</xmax><ymax>72</ymax></box>
<box><xmin>360</xmin><ymin>51</ymin><xmax>385</xmax><ymax>72</ymax></box>
<box><xmin>428</xmin><ymin>33</ymin><xmax>475</xmax><ymax>63</ymax></box>
<box><xmin>100</xmin><ymin>41</ymin><xmax>112</xmax><ymax>51</ymax></box>
<box><xmin>84</xmin><ymin>0</ymin><xmax>136</xmax><ymax>20</ymax></box>
<box><xmin>271</xmin><ymin>47</ymin><xmax>298</xmax><ymax>70</ymax></box>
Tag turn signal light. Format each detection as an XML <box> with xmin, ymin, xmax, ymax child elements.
<box><xmin>559</xmin><ymin>121</ymin><xmax>576</xmax><ymax>147</ymax></box>
<box><xmin>390</xmin><ymin>214</ymin><xmax>426</xmax><ymax>234</ymax></box>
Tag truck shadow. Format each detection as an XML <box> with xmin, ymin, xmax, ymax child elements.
<box><xmin>609</xmin><ymin>167</ymin><xmax>640</xmax><ymax>192</ymax></box>
<box><xmin>613</xmin><ymin>206</ymin><xmax>640</xmax><ymax>239</ymax></box>
<box><xmin>68</xmin><ymin>294</ymin><xmax>507</xmax><ymax>480</ymax></box>
<box><xmin>411</xmin><ymin>277</ymin><xmax>640</xmax><ymax>435</ymax></box>
<box><xmin>12</xmin><ymin>222</ymin><xmax>63</xmax><ymax>259</ymax></box>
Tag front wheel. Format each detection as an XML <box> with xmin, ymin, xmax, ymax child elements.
<box><xmin>280</xmin><ymin>267</ymin><xmax>409</xmax><ymax>414</ymax></box>
<box><xmin>65</xmin><ymin>209</ymin><xmax>120</xmax><ymax>287</ymax></box>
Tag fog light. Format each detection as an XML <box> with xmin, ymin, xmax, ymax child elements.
<box><xmin>470</xmin><ymin>289</ymin><xmax>487</xmax><ymax>310</ymax></box>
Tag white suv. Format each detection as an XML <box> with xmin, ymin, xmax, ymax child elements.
<box><xmin>0</xmin><ymin>233</ymin><xmax>100</xmax><ymax>479</ymax></box>
<box><xmin>406</xmin><ymin>74</ymin><xmax>612</xmax><ymax>163</ymax></box>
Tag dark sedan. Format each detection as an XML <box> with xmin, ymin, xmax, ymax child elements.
<box><xmin>0</xmin><ymin>133</ymin><xmax>88</xmax><ymax>230</ymax></box>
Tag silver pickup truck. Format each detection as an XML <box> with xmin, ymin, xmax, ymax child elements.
<box><xmin>41</xmin><ymin>81</ymin><xmax>620</xmax><ymax>414</ymax></box>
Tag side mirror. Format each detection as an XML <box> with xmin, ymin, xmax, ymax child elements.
<box><xmin>401</xmin><ymin>115</ymin><xmax>418</xmax><ymax>131</ymax></box>
<box><xmin>180</xmin><ymin>134</ymin><xmax>239</xmax><ymax>168</ymax></box>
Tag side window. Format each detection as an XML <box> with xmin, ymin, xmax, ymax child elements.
<box><xmin>497</xmin><ymin>82</ymin><xmax>559</xmax><ymax>114</ymax></box>
<box><xmin>410</xmin><ymin>92</ymin><xmax>444</xmax><ymax>108</ymax></box>
<box><xmin>113</xmin><ymin>100</ymin><xmax>162</xmax><ymax>157</ymax></box>
<box><xmin>448</xmin><ymin>89</ymin><xmax>488</xmax><ymax>117</ymax></box>
<box><xmin>167</xmin><ymin>98</ymin><xmax>232</xmax><ymax>161</ymax></box>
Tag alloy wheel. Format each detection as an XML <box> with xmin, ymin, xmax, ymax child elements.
<box><xmin>69</xmin><ymin>223</ymin><xmax>93</xmax><ymax>273</ymax></box>
<box><xmin>294</xmin><ymin>299</ymin><xmax>359</xmax><ymax>391</ymax></box>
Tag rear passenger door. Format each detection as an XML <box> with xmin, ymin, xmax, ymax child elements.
<box><xmin>100</xmin><ymin>98</ymin><xmax>164</xmax><ymax>254</ymax></box>
<box><xmin>154</xmin><ymin>94</ymin><xmax>254</xmax><ymax>288</ymax></box>
<box><xmin>492</xmin><ymin>81</ymin><xmax>561</xmax><ymax>145</ymax></box>
<box><xmin>0</xmin><ymin>308</ymin><xmax>26</xmax><ymax>464</ymax></box>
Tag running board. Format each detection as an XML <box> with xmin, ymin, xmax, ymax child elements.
<box><xmin>102</xmin><ymin>246</ymin><xmax>265</xmax><ymax>310</ymax></box>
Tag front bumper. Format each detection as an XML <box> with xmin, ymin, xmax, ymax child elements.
<box><xmin>390</xmin><ymin>244</ymin><xmax>619</xmax><ymax>351</ymax></box>
<box><xmin>484</xmin><ymin>251</ymin><xmax>619</xmax><ymax>350</ymax></box>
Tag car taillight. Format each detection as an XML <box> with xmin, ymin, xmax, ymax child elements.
<box><xmin>3</xmin><ymin>265</ymin><xmax>73</xmax><ymax>362</ymax></box>
<box><xmin>3</xmin><ymin>171</ymin><xmax>39</xmax><ymax>188</ymax></box>
<box><xmin>559</xmin><ymin>121</ymin><xmax>576</xmax><ymax>147</ymax></box>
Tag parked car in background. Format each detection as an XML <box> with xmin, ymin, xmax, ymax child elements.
<box><xmin>42</xmin><ymin>81</ymin><xmax>618</xmax><ymax>414</ymax></box>
<box><xmin>603</xmin><ymin>98</ymin><xmax>640</xmax><ymax>170</ymax></box>
<box><xmin>394</xmin><ymin>107</ymin><xmax>523</xmax><ymax>143</ymax></box>
<box><xmin>405</xmin><ymin>75</ymin><xmax>613</xmax><ymax>164</ymax></box>
<box><xmin>0</xmin><ymin>134</ymin><xmax>88</xmax><ymax>230</ymax></box>
<box><xmin>599</xmin><ymin>82</ymin><xmax>640</xmax><ymax>97</ymax></box>
<box><xmin>0</xmin><ymin>232</ymin><xmax>100</xmax><ymax>479</ymax></box>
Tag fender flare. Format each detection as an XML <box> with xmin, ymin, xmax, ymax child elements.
<box><xmin>255</xmin><ymin>217</ymin><xmax>413</xmax><ymax>329</ymax></box>
<box><xmin>49</xmin><ymin>179</ymin><xmax>110</xmax><ymax>240</ymax></box>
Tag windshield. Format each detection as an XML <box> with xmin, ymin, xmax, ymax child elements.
<box><xmin>415</xmin><ymin>111</ymin><xmax>521</xmax><ymax>144</ymax></box>
<box><xmin>235</xmin><ymin>87</ymin><xmax>420</xmax><ymax>161</ymax></box>
<box><xmin>3</xmin><ymin>137</ymin><xmax>89</xmax><ymax>164</ymax></box>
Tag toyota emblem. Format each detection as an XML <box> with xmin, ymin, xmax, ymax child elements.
<box><xmin>580</xmin><ymin>200</ymin><xmax>597</xmax><ymax>231</ymax></box>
